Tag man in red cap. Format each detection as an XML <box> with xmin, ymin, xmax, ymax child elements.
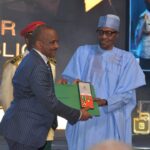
<box><xmin>0</xmin><ymin>21</ymin><xmax>56</xmax><ymax>150</ymax></box>
<box><xmin>0</xmin><ymin>21</ymin><xmax>46</xmax><ymax>111</ymax></box>
<box><xmin>20</xmin><ymin>21</ymin><xmax>46</xmax><ymax>37</ymax></box>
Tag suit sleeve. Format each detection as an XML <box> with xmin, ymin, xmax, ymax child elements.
<box><xmin>29</xmin><ymin>64</ymin><xmax>80</xmax><ymax>125</ymax></box>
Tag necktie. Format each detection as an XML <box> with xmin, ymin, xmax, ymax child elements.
<box><xmin>47</xmin><ymin>60</ymin><xmax>53</xmax><ymax>79</ymax></box>
<box><xmin>47</xmin><ymin>60</ymin><xmax>55</xmax><ymax>91</ymax></box>
<box><xmin>47</xmin><ymin>61</ymin><xmax>58</xmax><ymax>129</ymax></box>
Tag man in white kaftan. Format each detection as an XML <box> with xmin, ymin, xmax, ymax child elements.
<box><xmin>61</xmin><ymin>14</ymin><xmax>146</xmax><ymax>150</ymax></box>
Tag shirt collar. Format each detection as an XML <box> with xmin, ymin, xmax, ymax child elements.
<box><xmin>23</xmin><ymin>50</ymin><xmax>29</xmax><ymax>57</ymax></box>
<box><xmin>33</xmin><ymin>48</ymin><xmax>48</xmax><ymax>64</ymax></box>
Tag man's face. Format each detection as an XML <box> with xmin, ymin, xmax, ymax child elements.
<box><xmin>39</xmin><ymin>29</ymin><xmax>59</xmax><ymax>58</ymax></box>
<box><xmin>97</xmin><ymin>27</ymin><xmax>118</xmax><ymax>50</ymax></box>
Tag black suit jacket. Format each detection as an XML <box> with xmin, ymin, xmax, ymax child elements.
<box><xmin>0</xmin><ymin>50</ymin><xmax>80</xmax><ymax>147</ymax></box>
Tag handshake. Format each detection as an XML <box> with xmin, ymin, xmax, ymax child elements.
<box><xmin>57</xmin><ymin>78</ymin><xmax>92</xmax><ymax>121</ymax></box>
<box><xmin>79</xmin><ymin>107</ymin><xmax>92</xmax><ymax>121</ymax></box>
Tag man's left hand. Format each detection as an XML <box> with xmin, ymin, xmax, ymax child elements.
<box><xmin>94</xmin><ymin>98</ymin><xmax>108</xmax><ymax>106</ymax></box>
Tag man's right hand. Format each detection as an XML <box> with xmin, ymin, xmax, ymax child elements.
<box><xmin>79</xmin><ymin>107</ymin><xmax>92</xmax><ymax>121</ymax></box>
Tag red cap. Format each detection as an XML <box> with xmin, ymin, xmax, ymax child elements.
<box><xmin>20</xmin><ymin>21</ymin><xmax>45</xmax><ymax>37</ymax></box>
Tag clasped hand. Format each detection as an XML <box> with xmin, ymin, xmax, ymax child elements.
<box><xmin>94</xmin><ymin>98</ymin><xmax>108</xmax><ymax>106</ymax></box>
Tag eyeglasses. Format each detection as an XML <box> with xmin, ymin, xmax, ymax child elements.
<box><xmin>97</xmin><ymin>30</ymin><xmax>117</xmax><ymax>37</ymax></box>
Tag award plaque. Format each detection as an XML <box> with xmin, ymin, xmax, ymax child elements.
<box><xmin>55</xmin><ymin>83</ymin><xmax>100</xmax><ymax>116</ymax></box>
<box><xmin>78</xmin><ymin>82</ymin><xmax>94</xmax><ymax>109</ymax></box>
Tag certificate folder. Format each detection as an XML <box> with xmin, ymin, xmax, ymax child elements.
<box><xmin>54</xmin><ymin>84</ymin><xmax>100</xmax><ymax>116</ymax></box>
